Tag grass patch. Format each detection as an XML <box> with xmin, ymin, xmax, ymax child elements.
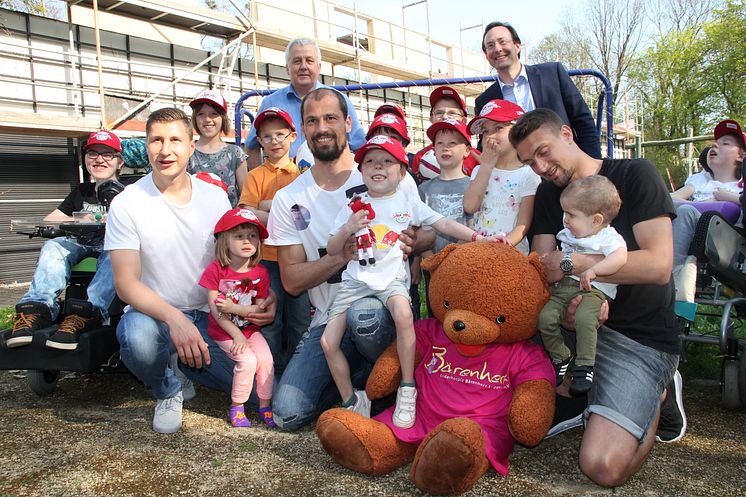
<box><xmin>0</xmin><ymin>306</ymin><xmax>13</xmax><ymax>329</ymax></box>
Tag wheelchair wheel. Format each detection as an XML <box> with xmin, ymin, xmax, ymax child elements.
<box><xmin>722</xmin><ymin>359</ymin><xmax>741</xmax><ymax>409</ymax></box>
<box><xmin>27</xmin><ymin>369</ymin><xmax>60</xmax><ymax>396</ymax></box>
<box><xmin>739</xmin><ymin>350</ymin><xmax>746</xmax><ymax>411</ymax></box>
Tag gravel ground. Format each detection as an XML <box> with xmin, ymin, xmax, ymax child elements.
<box><xmin>0</xmin><ymin>370</ymin><xmax>745</xmax><ymax>497</ymax></box>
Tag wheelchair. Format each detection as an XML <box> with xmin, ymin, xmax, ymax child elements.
<box><xmin>0</xmin><ymin>179</ymin><xmax>128</xmax><ymax>395</ymax></box>
<box><xmin>677</xmin><ymin>187</ymin><xmax>746</xmax><ymax>410</ymax></box>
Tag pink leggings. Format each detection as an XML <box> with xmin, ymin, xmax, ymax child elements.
<box><xmin>216</xmin><ymin>333</ymin><xmax>274</xmax><ymax>405</ymax></box>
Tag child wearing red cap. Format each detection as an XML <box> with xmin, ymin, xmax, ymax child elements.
<box><xmin>670</xmin><ymin>119</ymin><xmax>746</xmax><ymax>301</ymax></box>
<box><xmin>320</xmin><ymin>136</ymin><xmax>496</xmax><ymax>429</ymax></box>
<box><xmin>237</xmin><ymin>107</ymin><xmax>309</xmax><ymax>376</ymax></box>
<box><xmin>188</xmin><ymin>89</ymin><xmax>248</xmax><ymax>207</ymax></box>
<box><xmin>463</xmin><ymin>99</ymin><xmax>540</xmax><ymax>255</ymax></box>
<box><xmin>199</xmin><ymin>208</ymin><xmax>276</xmax><ymax>428</ymax></box>
<box><xmin>7</xmin><ymin>130</ymin><xmax>124</xmax><ymax>351</ymax></box>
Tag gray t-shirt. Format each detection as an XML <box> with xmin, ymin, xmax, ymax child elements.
<box><xmin>418</xmin><ymin>176</ymin><xmax>471</xmax><ymax>253</ymax></box>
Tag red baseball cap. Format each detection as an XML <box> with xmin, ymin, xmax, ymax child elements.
<box><xmin>189</xmin><ymin>89</ymin><xmax>228</xmax><ymax>113</ymax></box>
<box><xmin>467</xmin><ymin>99</ymin><xmax>525</xmax><ymax>135</ymax></box>
<box><xmin>714</xmin><ymin>119</ymin><xmax>746</xmax><ymax>149</ymax></box>
<box><xmin>374</xmin><ymin>103</ymin><xmax>406</xmax><ymax>119</ymax></box>
<box><xmin>354</xmin><ymin>135</ymin><xmax>408</xmax><ymax>168</ymax></box>
<box><xmin>84</xmin><ymin>130</ymin><xmax>122</xmax><ymax>152</ymax></box>
<box><xmin>426</xmin><ymin>117</ymin><xmax>472</xmax><ymax>144</ymax></box>
<box><xmin>365</xmin><ymin>113</ymin><xmax>411</xmax><ymax>146</ymax></box>
<box><xmin>253</xmin><ymin>106</ymin><xmax>296</xmax><ymax>133</ymax></box>
<box><xmin>214</xmin><ymin>208</ymin><xmax>269</xmax><ymax>240</ymax></box>
<box><xmin>429</xmin><ymin>86</ymin><xmax>467</xmax><ymax>114</ymax></box>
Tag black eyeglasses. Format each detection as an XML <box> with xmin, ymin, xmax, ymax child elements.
<box><xmin>259</xmin><ymin>132</ymin><xmax>292</xmax><ymax>144</ymax></box>
<box><xmin>85</xmin><ymin>151</ymin><xmax>119</xmax><ymax>161</ymax></box>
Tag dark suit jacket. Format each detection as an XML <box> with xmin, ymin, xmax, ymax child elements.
<box><xmin>475</xmin><ymin>62</ymin><xmax>601</xmax><ymax>159</ymax></box>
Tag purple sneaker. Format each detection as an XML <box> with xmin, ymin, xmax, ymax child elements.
<box><xmin>259</xmin><ymin>407</ymin><xmax>276</xmax><ymax>428</ymax></box>
<box><xmin>230</xmin><ymin>405</ymin><xmax>251</xmax><ymax>428</ymax></box>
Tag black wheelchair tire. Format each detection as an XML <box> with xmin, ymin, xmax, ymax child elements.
<box><xmin>27</xmin><ymin>369</ymin><xmax>60</xmax><ymax>396</ymax></box>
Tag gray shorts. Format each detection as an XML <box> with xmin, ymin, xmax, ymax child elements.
<box><xmin>583</xmin><ymin>325</ymin><xmax>679</xmax><ymax>441</ymax></box>
<box><xmin>328</xmin><ymin>276</ymin><xmax>410</xmax><ymax>319</ymax></box>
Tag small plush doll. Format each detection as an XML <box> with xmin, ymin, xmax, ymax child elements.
<box><xmin>348</xmin><ymin>194</ymin><xmax>377</xmax><ymax>266</ymax></box>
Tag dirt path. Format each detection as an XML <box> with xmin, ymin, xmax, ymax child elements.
<box><xmin>0</xmin><ymin>370</ymin><xmax>744</xmax><ymax>497</ymax></box>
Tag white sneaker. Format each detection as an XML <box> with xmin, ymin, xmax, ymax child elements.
<box><xmin>153</xmin><ymin>391</ymin><xmax>183</xmax><ymax>434</ymax></box>
<box><xmin>169</xmin><ymin>353</ymin><xmax>196</xmax><ymax>401</ymax></box>
<box><xmin>393</xmin><ymin>386</ymin><xmax>417</xmax><ymax>429</ymax></box>
<box><xmin>345</xmin><ymin>389</ymin><xmax>371</xmax><ymax>418</ymax></box>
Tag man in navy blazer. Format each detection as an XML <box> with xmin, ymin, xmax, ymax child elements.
<box><xmin>476</xmin><ymin>22</ymin><xmax>601</xmax><ymax>159</ymax></box>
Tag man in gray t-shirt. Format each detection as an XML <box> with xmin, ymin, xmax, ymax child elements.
<box><xmin>418</xmin><ymin>176</ymin><xmax>472</xmax><ymax>253</ymax></box>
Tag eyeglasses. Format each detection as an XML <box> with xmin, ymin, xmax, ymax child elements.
<box><xmin>432</xmin><ymin>110</ymin><xmax>465</xmax><ymax>119</ymax></box>
<box><xmin>85</xmin><ymin>151</ymin><xmax>119</xmax><ymax>161</ymax></box>
<box><xmin>259</xmin><ymin>132</ymin><xmax>292</xmax><ymax>144</ymax></box>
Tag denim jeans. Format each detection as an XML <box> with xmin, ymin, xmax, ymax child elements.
<box><xmin>117</xmin><ymin>308</ymin><xmax>256</xmax><ymax>404</ymax></box>
<box><xmin>672</xmin><ymin>203</ymin><xmax>701</xmax><ymax>266</ymax></box>
<box><xmin>272</xmin><ymin>296</ymin><xmax>396</xmax><ymax>431</ymax></box>
<box><xmin>20</xmin><ymin>236</ymin><xmax>117</xmax><ymax>320</ymax></box>
<box><xmin>259</xmin><ymin>260</ymin><xmax>311</xmax><ymax>376</ymax></box>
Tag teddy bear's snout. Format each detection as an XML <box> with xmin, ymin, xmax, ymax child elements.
<box><xmin>453</xmin><ymin>320</ymin><xmax>466</xmax><ymax>332</ymax></box>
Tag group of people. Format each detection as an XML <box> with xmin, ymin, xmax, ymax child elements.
<box><xmin>12</xmin><ymin>20</ymin><xmax>740</xmax><ymax>489</ymax></box>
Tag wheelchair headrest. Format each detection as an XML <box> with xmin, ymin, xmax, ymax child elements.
<box><xmin>97</xmin><ymin>179</ymin><xmax>125</xmax><ymax>208</ymax></box>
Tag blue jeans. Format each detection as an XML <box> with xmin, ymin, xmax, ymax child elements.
<box><xmin>273</xmin><ymin>296</ymin><xmax>396</xmax><ymax>431</ymax></box>
<box><xmin>260</xmin><ymin>260</ymin><xmax>311</xmax><ymax>376</ymax></box>
<box><xmin>117</xmin><ymin>308</ymin><xmax>255</xmax><ymax>403</ymax></box>
<box><xmin>672</xmin><ymin>203</ymin><xmax>701</xmax><ymax>266</ymax></box>
<box><xmin>20</xmin><ymin>236</ymin><xmax>117</xmax><ymax>321</ymax></box>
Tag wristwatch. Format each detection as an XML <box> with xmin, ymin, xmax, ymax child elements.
<box><xmin>559</xmin><ymin>252</ymin><xmax>574</xmax><ymax>275</ymax></box>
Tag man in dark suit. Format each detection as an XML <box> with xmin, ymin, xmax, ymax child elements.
<box><xmin>476</xmin><ymin>22</ymin><xmax>601</xmax><ymax>159</ymax></box>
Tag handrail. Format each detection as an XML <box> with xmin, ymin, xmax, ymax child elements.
<box><xmin>234</xmin><ymin>69</ymin><xmax>615</xmax><ymax>158</ymax></box>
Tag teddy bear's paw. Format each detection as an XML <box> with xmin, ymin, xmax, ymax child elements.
<box><xmin>316</xmin><ymin>408</ymin><xmax>415</xmax><ymax>475</ymax></box>
<box><xmin>410</xmin><ymin>418</ymin><xmax>489</xmax><ymax>495</ymax></box>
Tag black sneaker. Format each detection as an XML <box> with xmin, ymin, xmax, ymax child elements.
<box><xmin>46</xmin><ymin>299</ymin><xmax>101</xmax><ymax>351</ymax></box>
<box><xmin>570</xmin><ymin>365</ymin><xmax>594</xmax><ymax>397</ymax></box>
<box><xmin>6</xmin><ymin>302</ymin><xmax>52</xmax><ymax>348</ymax></box>
<box><xmin>551</xmin><ymin>355</ymin><xmax>574</xmax><ymax>386</ymax></box>
<box><xmin>656</xmin><ymin>370</ymin><xmax>687</xmax><ymax>443</ymax></box>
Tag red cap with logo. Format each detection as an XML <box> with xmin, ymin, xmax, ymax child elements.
<box><xmin>84</xmin><ymin>130</ymin><xmax>122</xmax><ymax>152</ymax></box>
<box><xmin>366</xmin><ymin>113</ymin><xmax>411</xmax><ymax>146</ymax></box>
<box><xmin>254</xmin><ymin>106</ymin><xmax>296</xmax><ymax>133</ymax></box>
<box><xmin>429</xmin><ymin>86</ymin><xmax>467</xmax><ymax>114</ymax></box>
<box><xmin>214</xmin><ymin>208</ymin><xmax>269</xmax><ymax>240</ymax></box>
<box><xmin>426</xmin><ymin>117</ymin><xmax>472</xmax><ymax>144</ymax></box>
<box><xmin>374</xmin><ymin>103</ymin><xmax>406</xmax><ymax>120</ymax></box>
<box><xmin>714</xmin><ymin>119</ymin><xmax>746</xmax><ymax>150</ymax></box>
<box><xmin>354</xmin><ymin>135</ymin><xmax>408</xmax><ymax>168</ymax></box>
<box><xmin>467</xmin><ymin>99</ymin><xmax>525</xmax><ymax>135</ymax></box>
<box><xmin>189</xmin><ymin>89</ymin><xmax>228</xmax><ymax>113</ymax></box>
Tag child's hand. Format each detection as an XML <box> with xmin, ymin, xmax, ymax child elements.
<box><xmin>231</xmin><ymin>335</ymin><xmax>248</xmax><ymax>355</ymax></box>
<box><xmin>345</xmin><ymin>209</ymin><xmax>370</xmax><ymax>235</ymax></box>
<box><xmin>215</xmin><ymin>294</ymin><xmax>236</xmax><ymax>314</ymax></box>
<box><xmin>579</xmin><ymin>269</ymin><xmax>597</xmax><ymax>291</ymax></box>
<box><xmin>479</xmin><ymin>135</ymin><xmax>500</xmax><ymax>169</ymax></box>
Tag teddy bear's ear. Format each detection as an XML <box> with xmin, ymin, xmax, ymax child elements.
<box><xmin>421</xmin><ymin>243</ymin><xmax>459</xmax><ymax>273</ymax></box>
<box><xmin>528</xmin><ymin>251</ymin><xmax>551</xmax><ymax>300</ymax></box>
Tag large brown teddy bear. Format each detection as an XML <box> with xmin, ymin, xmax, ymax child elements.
<box><xmin>316</xmin><ymin>243</ymin><xmax>556</xmax><ymax>495</ymax></box>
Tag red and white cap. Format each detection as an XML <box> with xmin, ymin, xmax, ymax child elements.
<box><xmin>426</xmin><ymin>117</ymin><xmax>472</xmax><ymax>143</ymax></box>
<box><xmin>714</xmin><ymin>119</ymin><xmax>746</xmax><ymax>149</ymax></box>
<box><xmin>374</xmin><ymin>103</ymin><xmax>406</xmax><ymax>119</ymax></box>
<box><xmin>365</xmin><ymin>113</ymin><xmax>411</xmax><ymax>146</ymax></box>
<box><xmin>194</xmin><ymin>171</ymin><xmax>228</xmax><ymax>194</ymax></box>
<box><xmin>354</xmin><ymin>135</ymin><xmax>408</xmax><ymax>168</ymax></box>
<box><xmin>467</xmin><ymin>99</ymin><xmax>525</xmax><ymax>135</ymax></box>
<box><xmin>189</xmin><ymin>89</ymin><xmax>228</xmax><ymax>113</ymax></box>
<box><xmin>84</xmin><ymin>130</ymin><xmax>122</xmax><ymax>152</ymax></box>
<box><xmin>253</xmin><ymin>106</ymin><xmax>296</xmax><ymax>133</ymax></box>
<box><xmin>214</xmin><ymin>208</ymin><xmax>269</xmax><ymax>240</ymax></box>
<box><xmin>429</xmin><ymin>86</ymin><xmax>467</xmax><ymax>114</ymax></box>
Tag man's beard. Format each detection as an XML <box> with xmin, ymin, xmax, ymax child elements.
<box><xmin>309</xmin><ymin>132</ymin><xmax>347</xmax><ymax>162</ymax></box>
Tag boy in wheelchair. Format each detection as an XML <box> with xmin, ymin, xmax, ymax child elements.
<box><xmin>6</xmin><ymin>130</ymin><xmax>124</xmax><ymax>351</ymax></box>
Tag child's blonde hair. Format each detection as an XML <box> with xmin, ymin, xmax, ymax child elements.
<box><xmin>192</xmin><ymin>102</ymin><xmax>230</xmax><ymax>137</ymax></box>
<box><xmin>561</xmin><ymin>175</ymin><xmax>622</xmax><ymax>224</ymax></box>
<box><xmin>214</xmin><ymin>224</ymin><xmax>263</xmax><ymax>267</ymax></box>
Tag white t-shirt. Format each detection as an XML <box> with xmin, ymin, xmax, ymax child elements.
<box><xmin>685</xmin><ymin>171</ymin><xmax>741</xmax><ymax>202</ymax></box>
<box><xmin>557</xmin><ymin>225</ymin><xmax>627</xmax><ymax>299</ymax></box>
<box><xmin>331</xmin><ymin>190</ymin><xmax>443</xmax><ymax>291</ymax></box>
<box><xmin>469</xmin><ymin>165</ymin><xmax>540</xmax><ymax>255</ymax></box>
<box><xmin>105</xmin><ymin>173</ymin><xmax>231</xmax><ymax>312</ymax></box>
<box><xmin>267</xmin><ymin>166</ymin><xmax>418</xmax><ymax>330</ymax></box>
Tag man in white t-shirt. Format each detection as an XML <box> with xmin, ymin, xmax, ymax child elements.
<box><xmin>106</xmin><ymin>108</ymin><xmax>275</xmax><ymax>434</ymax></box>
<box><xmin>268</xmin><ymin>88</ymin><xmax>428</xmax><ymax>431</ymax></box>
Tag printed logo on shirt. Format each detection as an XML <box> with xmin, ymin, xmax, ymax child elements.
<box><xmin>425</xmin><ymin>345</ymin><xmax>510</xmax><ymax>390</ymax></box>
<box><xmin>392</xmin><ymin>211</ymin><xmax>411</xmax><ymax>224</ymax></box>
<box><xmin>371</xmin><ymin>224</ymin><xmax>399</xmax><ymax>250</ymax></box>
<box><xmin>290</xmin><ymin>204</ymin><xmax>311</xmax><ymax>230</ymax></box>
